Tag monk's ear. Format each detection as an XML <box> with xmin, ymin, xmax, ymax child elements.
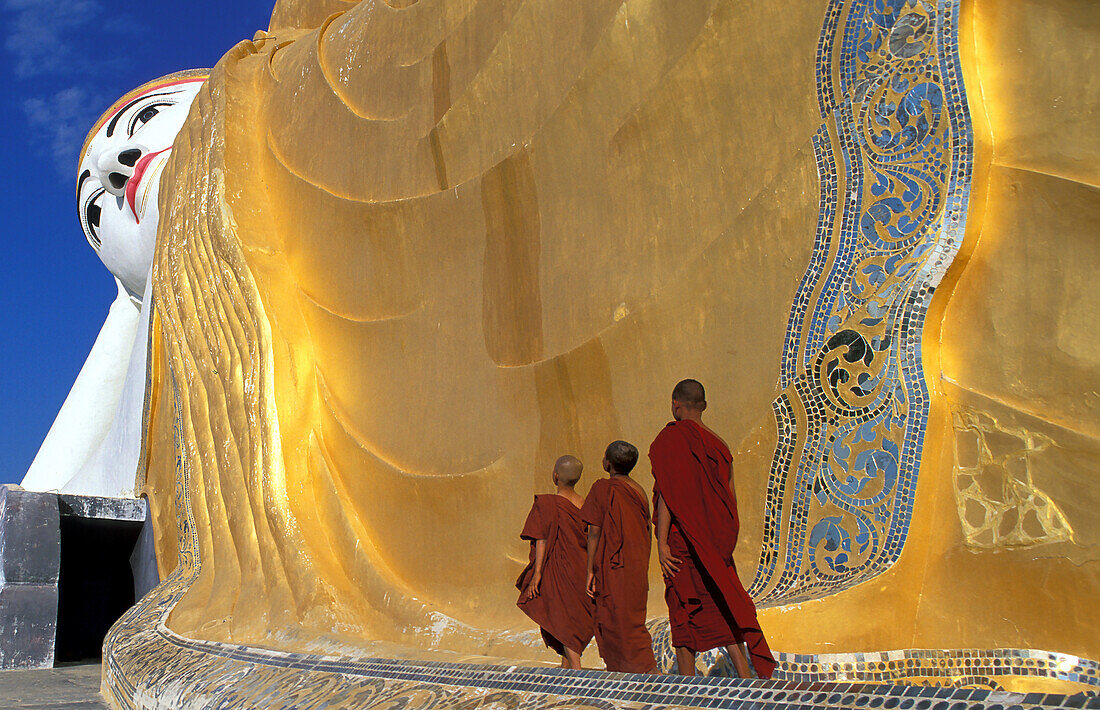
<box><xmin>700</xmin><ymin>400</ymin><xmax>707</xmax><ymax>412</ymax></box>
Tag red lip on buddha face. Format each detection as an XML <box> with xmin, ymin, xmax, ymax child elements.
<box><xmin>125</xmin><ymin>147</ymin><xmax>171</xmax><ymax>222</ymax></box>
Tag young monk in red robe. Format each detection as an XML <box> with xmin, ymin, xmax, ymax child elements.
<box><xmin>649</xmin><ymin>379</ymin><xmax>777</xmax><ymax>679</ymax></box>
<box><xmin>516</xmin><ymin>455</ymin><xmax>594</xmax><ymax>669</ymax></box>
<box><xmin>581</xmin><ymin>441</ymin><xmax>658</xmax><ymax>674</ymax></box>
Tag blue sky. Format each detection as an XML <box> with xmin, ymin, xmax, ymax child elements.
<box><xmin>0</xmin><ymin>0</ymin><xmax>274</xmax><ymax>484</ymax></box>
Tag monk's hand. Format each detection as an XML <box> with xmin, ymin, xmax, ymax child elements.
<box><xmin>658</xmin><ymin>543</ymin><xmax>682</xmax><ymax>579</ymax></box>
<box><xmin>586</xmin><ymin>570</ymin><xmax>596</xmax><ymax>599</ymax></box>
<box><xmin>521</xmin><ymin>573</ymin><xmax>541</xmax><ymax>602</ymax></box>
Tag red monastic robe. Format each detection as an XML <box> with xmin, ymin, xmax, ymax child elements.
<box><xmin>580</xmin><ymin>477</ymin><xmax>656</xmax><ymax>673</ymax></box>
<box><xmin>649</xmin><ymin>419</ymin><xmax>777</xmax><ymax>679</ymax></box>
<box><xmin>516</xmin><ymin>495</ymin><xmax>595</xmax><ymax>655</ymax></box>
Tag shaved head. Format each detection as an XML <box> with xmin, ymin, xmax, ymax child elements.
<box><xmin>604</xmin><ymin>440</ymin><xmax>639</xmax><ymax>475</ymax></box>
<box><xmin>553</xmin><ymin>455</ymin><xmax>583</xmax><ymax>485</ymax></box>
<box><xmin>672</xmin><ymin>379</ymin><xmax>706</xmax><ymax>408</ymax></box>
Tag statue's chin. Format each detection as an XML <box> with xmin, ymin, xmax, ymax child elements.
<box><xmin>96</xmin><ymin>206</ymin><xmax>155</xmax><ymax>302</ymax></box>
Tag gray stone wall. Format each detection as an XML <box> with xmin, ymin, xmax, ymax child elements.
<box><xmin>0</xmin><ymin>485</ymin><xmax>59</xmax><ymax>669</ymax></box>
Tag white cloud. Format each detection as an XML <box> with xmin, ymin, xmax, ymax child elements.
<box><xmin>3</xmin><ymin>0</ymin><xmax>102</xmax><ymax>78</ymax></box>
<box><xmin>23</xmin><ymin>87</ymin><xmax>104</xmax><ymax>176</ymax></box>
<box><xmin>2</xmin><ymin>0</ymin><xmax>142</xmax><ymax>180</ymax></box>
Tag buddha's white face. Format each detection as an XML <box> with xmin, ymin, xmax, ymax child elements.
<box><xmin>78</xmin><ymin>78</ymin><xmax>204</xmax><ymax>301</ymax></box>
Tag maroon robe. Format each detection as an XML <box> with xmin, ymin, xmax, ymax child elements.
<box><xmin>649</xmin><ymin>419</ymin><xmax>777</xmax><ymax>679</ymax></box>
<box><xmin>516</xmin><ymin>495</ymin><xmax>595</xmax><ymax>655</ymax></box>
<box><xmin>580</xmin><ymin>477</ymin><xmax>656</xmax><ymax>673</ymax></box>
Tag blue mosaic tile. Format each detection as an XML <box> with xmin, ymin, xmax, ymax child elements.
<box><xmin>751</xmin><ymin>0</ymin><xmax>975</xmax><ymax>607</ymax></box>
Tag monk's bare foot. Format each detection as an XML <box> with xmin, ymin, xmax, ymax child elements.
<box><xmin>726</xmin><ymin>644</ymin><xmax>752</xmax><ymax>678</ymax></box>
<box><xmin>674</xmin><ymin>646</ymin><xmax>697</xmax><ymax>676</ymax></box>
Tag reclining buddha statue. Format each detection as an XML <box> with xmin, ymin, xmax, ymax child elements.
<box><xmin>100</xmin><ymin>0</ymin><xmax>1096</xmax><ymax>701</ymax></box>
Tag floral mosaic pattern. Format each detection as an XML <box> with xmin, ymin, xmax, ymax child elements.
<box><xmin>750</xmin><ymin>0</ymin><xmax>973</xmax><ymax>605</ymax></box>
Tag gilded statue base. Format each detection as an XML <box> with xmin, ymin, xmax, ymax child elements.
<box><xmin>94</xmin><ymin>0</ymin><xmax>1099</xmax><ymax>703</ymax></box>
<box><xmin>103</xmin><ymin>585</ymin><xmax>1094</xmax><ymax>710</ymax></box>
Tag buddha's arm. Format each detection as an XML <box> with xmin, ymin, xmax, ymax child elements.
<box><xmin>64</xmin><ymin>271</ymin><xmax>155</xmax><ymax>498</ymax></box>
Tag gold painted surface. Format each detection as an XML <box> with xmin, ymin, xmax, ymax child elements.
<box><xmin>751</xmin><ymin>0</ymin><xmax>1100</xmax><ymax>687</ymax></box>
<box><xmin>940</xmin><ymin>166</ymin><xmax>1100</xmax><ymax>438</ymax></box>
<box><xmin>921</xmin><ymin>0</ymin><xmax>1100</xmax><ymax>677</ymax></box>
<box><xmin>141</xmin><ymin>311</ymin><xmax>182</xmax><ymax>580</ymax></box>
<box><xmin>964</xmin><ymin>0</ymin><xmax>1099</xmax><ymax>191</ymax></box>
<box><xmin>128</xmin><ymin>0</ymin><xmax>1100</xmax><ymax>696</ymax></box>
<box><xmin>144</xmin><ymin>0</ymin><xmax>826</xmax><ymax>658</ymax></box>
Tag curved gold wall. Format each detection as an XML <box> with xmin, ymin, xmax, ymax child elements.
<box><xmin>934</xmin><ymin>0</ymin><xmax>1099</xmax><ymax>667</ymax></box>
<box><xmin>743</xmin><ymin>0</ymin><xmax>1099</xmax><ymax>691</ymax></box>
<box><xmin>144</xmin><ymin>0</ymin><xmax>827</xmax><ymax>657</ymax></box>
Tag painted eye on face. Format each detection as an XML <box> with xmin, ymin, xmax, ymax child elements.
<box><xmin>82</xmin><ymin>187</ymin><xmax>106</xmax><ymax>250</ymax></box>
<box><xmin>136</xmin><ymin>106</ymin><xmax>159</xmax><ymax>123</ymax></box>
<box><xmin>126</xmin><ymin>101</ymin><xmax>174</xmax><ymax>137</ymax></box>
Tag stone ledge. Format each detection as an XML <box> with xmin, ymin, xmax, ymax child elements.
<box><xmin>0</xmin><ymin>484</ymin><xmax>148</xmax><ymax>671</ymax></box>
<box><xmin>57</xmin><ymin>495</ymin><xmax>144</xmax><ymax>523</ymax></box>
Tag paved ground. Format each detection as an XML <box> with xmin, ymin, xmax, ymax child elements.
<box><xmin>0</xmin><ymin>663</ymin><xmax>109</xmax><ymax>708</ymax></box>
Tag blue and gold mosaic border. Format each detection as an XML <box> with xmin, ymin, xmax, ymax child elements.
<box><xmin>774</xmin><ymin>648</ymin><xmax>1100</xmax><ymax>689</ymax></box>
<box><xmin>647</xmin><ymin>619</ymin><xmax>1100</xmax><ymax>693</ymax></box>
<box><xmin>751</xmin><ymin>0</ymin><xmax>973</xmax><ymax>605</ymax></box>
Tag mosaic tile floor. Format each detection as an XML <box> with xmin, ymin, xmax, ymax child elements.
<box><xmin>103</xmin><ymin>572</ymin><xmax>1098</xmax><ymax>709</ymax></box>
<box><xmin>110</xmin><ymin>648</ymin><xmax>1100</xmax><ymax>709</ymax></box>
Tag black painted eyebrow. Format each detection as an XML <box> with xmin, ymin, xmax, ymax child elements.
<box><xmin>105</xmin><ymin>89</ymin><xmax>182</xmax><ymax>138</ymax></box>
<box><xmin>77</xmin><ymin>169</ymin><xmax>91</xmax><ymax>197</ymax></box>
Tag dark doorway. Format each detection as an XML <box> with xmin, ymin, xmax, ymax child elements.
<box><xmin>54</xmin><ymin>516</ymin><xmax>143</xmax><ymax>662</ymax></box>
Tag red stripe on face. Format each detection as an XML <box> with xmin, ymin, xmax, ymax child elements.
<box><xmin>126</xmin><ymin>148</ymin><xmax>172</xmax><ymax>222</ymax></box>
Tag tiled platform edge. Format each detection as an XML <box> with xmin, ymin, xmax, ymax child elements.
<box><xmin>103</xmin><ymin>576</ymin><xmax>1096</xmax><ymax>710</ymax></box>
<box><xmin>648</xmin><ymin>620</ymin><xmax>1100</xmax><ymax>692</ymax></box>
